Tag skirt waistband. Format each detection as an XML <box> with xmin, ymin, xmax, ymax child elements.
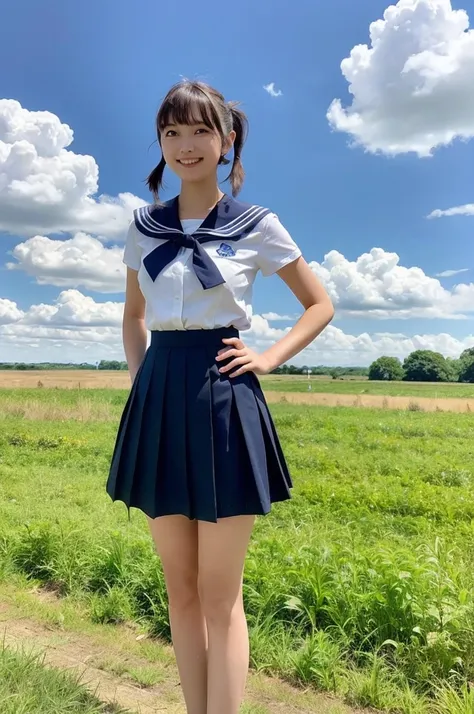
<box><xmin>150</xmin><ymin>327</ymin><xmax>239</xmax><ymax>348</ymax></box>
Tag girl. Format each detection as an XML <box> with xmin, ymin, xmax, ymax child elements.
<box><xmin>106</xmin><ymin>80</ymin><xmax>334</xmax><ymax>714</ymax></box>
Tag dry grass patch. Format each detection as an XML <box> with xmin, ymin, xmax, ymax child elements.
<box><xmin>0</xmin><ymin>398</ymin><xmax>115</xmax><ymax>422</ymax></box>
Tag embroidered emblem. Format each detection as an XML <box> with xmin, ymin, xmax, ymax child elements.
<box><xmin>216</xmin><ymin>242</ymin><xmax>236</xmax><ymax>257</ymax></box>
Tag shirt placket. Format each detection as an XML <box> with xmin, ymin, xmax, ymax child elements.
<box><xmin>173</xmin><ymin>246</ymin><xmax>194</xmax><ymax>328</ymax></box>
<box><xmin>170</xmin><ymin>247</ymin><xmax>183</xmax><ymax>328</ymax></box>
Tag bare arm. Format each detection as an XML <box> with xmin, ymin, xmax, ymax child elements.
<box><xmin>123</xmin><ymin>267</ymin><xmax>147</xmax><ymax>383</ymax></box>
<box><xmin>261</xmin><ymin>257</ymin><xmax>335</xmax><ymax>371</ymax></box>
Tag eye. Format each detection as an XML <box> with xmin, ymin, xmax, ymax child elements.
<box><xmin>165</xmin><ymin>129</ymin><xmax>177</xmax><ymax>137</ymax></box>
<box><xmin>195</xmin><ymin>127</ymin><xmax>209</xmax><ymax>134</ymax></box>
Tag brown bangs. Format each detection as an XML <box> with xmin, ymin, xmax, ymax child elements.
<box><xmin>157</xmin><ymin>83</ymin><xmax>223</xmax><ymax>137</ymax></box>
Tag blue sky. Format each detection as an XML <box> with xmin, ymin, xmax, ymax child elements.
<box><xmin>1</xmin><ymin>0</ymin><xmax>474</xmax><ymax>366</ymax></box>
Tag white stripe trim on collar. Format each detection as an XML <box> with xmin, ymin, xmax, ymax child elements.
<box><xmin>135</xmin><ymin>204</ymin><xmax>268</xmax><ymax>238</ymax></box>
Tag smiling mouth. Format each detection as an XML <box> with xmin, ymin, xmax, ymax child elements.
<box><xmin>177</xmin><ymin>158</ymin><xmax>203</xmax><ymax>166</ymax></box>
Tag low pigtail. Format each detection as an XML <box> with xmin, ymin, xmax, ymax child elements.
<box><xmin>227</xmin><ymin>102</ymin><xmax>248</xmax><ymax>196</ymax></box>
<box><xmin>146</xmin><ymin>156</ymin><xmax>166</xmax><ymax>201</ymax></box>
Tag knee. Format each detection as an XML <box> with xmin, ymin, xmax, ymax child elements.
<box><xmin>164</xmin><ymin>568</ymin><xmax>200</xmax><ymax>611</ymax></box>
<box><xmin>198</xmin><ymin>575</ymin><xmax>242</xmax><ymax>624</ymax></box>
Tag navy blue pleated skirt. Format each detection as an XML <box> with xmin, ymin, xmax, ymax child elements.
<box><xmin>106</xmin><ymin>327</ymin><xmax>292</xmax><ymax>523</ymax></box>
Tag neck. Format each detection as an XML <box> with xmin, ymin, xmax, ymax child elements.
<box><xmin>178</xmin><ymin>179</ymin><xmax>224</xmax><ymax>219</ymax></box>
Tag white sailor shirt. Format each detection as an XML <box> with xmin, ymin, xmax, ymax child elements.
<box><xmin>122</xmin><ymin>194</ymin><xmax>302</xmax><ymax>332</ymax></box>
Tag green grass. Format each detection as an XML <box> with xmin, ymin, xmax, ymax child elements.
<box><xmin>1</xmin><ymin>388</ymin><xmax>474</xmax><ymax>714</ymax></box>
<box><xmin>0</xmin><ymin>643</ymin><xmax>127</xmax><ymax>714</ymax></box>
<box><xmin>260</xmin><ymin>375</ymin><xmax>474</xmax><ymax>398</ymax></box>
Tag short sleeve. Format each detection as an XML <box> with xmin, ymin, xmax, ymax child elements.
<box><xmin>256</xmin><ymin>213</ymin><xmax>302</xmax><ymax>277</ymax></box>
<box><xmin>122</xmin><ymin>220</ymin><xmax>141</xmax><ymax>271</ymax></box>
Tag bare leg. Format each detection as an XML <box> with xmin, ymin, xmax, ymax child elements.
<box><xmin>147</xmin><ymin>515</ymin><xmax>207</xmax><ymax>714</ymax></box>
<box><xmin>198</xmin><ymin>515</ymin><xmax>256</xmax><ymax>714</ymax></box>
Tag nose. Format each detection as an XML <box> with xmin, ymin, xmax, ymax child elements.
<box><xmin>179</xmin><ymin>138</ymin><xmax>195</xmax><ymax>153</ymax></box>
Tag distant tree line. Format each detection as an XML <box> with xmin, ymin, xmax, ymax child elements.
<box><xmin>96</xmin><ymin>361</ymin><xmax>128</xmax><ymax>370</ymax></box>
<box><xmin>2</xmin><ymin>348</ymin><xmax>474</xmax><ymax>382</ymax></box>
<box><xmin>368</xmin><ymin>348</ymin><xmax>474</xmax><ymax>383</ymax></box>
<box><xmin>0</xmin><ymin>361</ymin><xmax>129</xmax><ymax>371</ymax></box>
<box><xmin>0</xmin><ymin>360</ymin><xmax>365</xmax><ymax>376</ymax></box>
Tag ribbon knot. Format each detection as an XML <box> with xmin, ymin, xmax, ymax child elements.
<box><xmin>143</xmin><ymin>231</ymin><xmax>226</xmax><ymax>290</ymax></box>
<box><xmin>170</xmin><ymin>233</ymin><xmax>197</xmax><ymax>250</ymax></box>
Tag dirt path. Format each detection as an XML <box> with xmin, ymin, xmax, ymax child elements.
<box><xmin>0</xmin><ymin>600</ymin><xmax>362</xmax><ymax>714</ymax></box>
<box><xmin>0</xmin><ymin>606</ymin><xmax>181</xmax><ymax>713</ymax></box>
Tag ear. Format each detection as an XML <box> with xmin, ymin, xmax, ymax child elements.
<box><xmin>222</xmin><ymin>130</ymin><xmax>236</xmax><ymax>156</ymax></box>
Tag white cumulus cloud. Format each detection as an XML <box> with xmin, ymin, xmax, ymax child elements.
<box><xmin>263</xmin><ymin>83</ymin><xmax>283</xmax><ymax>98</ymax></box>
<box><xmin>297</xmin><ymin>324</ymin><xmax>474</xmax><ymax>366</ymax></box>
<box><xmin>0</xmin><ymin>298</ymin><xmax>24</xmax><ymax>325</ymax></box>
<box><xmin>261</xmin><ymin>312</ymin><xmax>296</xmax><ymax>321</ymax></box>
<box><xmin>327</xmin><ymin>0</ymin><xmax>474</xmax><ymax>156</ymax></box>
<box><xmin>0</xmin><ymin>291</ymin><xmax>124</xmax><ymax>362</ymax></box>
<box><xmin>1</xmin><ymin>291</ymin><xmax>474</xmax><ymax>366</ymax></box>
<box><xmin>6</xmin><ymin>237</ymin><xmax>474</xmax><ymax>316</ymax></box>
<box><xmin>19</xmin><ymin>289</ymin><xmax>123</xmax><ymax>328</ymax></box>
<box><xmin>7</xmin><ymin>233</ymin><xmax>126</xmax><ymax>293</ymax></box>
<box><xmin>310</xmin><ymin>247</ymin><xmax>474</xmax><ymax>319</ymax></box>
<box><xmin>247</xmin><ymin>314</ymin><xmax>474</xmax><ymax>366</ymax></box>
<box><xmin>428</xmin><ymin>203</ymin><xmax>474</xmax><ymax>218</ymax></box>
<box><xmin>0</xmin><ymin>99</ymin><xmax>147</xmax><ymax>240</ymax></box>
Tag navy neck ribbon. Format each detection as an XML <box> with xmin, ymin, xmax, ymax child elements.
<box><xmin>134</xmin><ymin>194</ymin><xmax>270</xmax><ymax>290</ymax></box>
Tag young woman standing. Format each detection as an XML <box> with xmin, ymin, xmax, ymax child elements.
<box><xmin>107</xmin><ymin>80</ymin><xmax>334</xmax><ymax>714</ymax></box>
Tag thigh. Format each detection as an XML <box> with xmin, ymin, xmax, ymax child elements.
<box><xmin>146</xmin><ymin>515</ymin><xmax>199</xmax><ymax>605</ymax></box>
<box><xmin>197</xmin><ymin>516</ymin><xmax>255</xmax><ymax>612</ymax></box>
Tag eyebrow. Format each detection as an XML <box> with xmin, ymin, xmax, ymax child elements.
<box><xmin>163</xmin><ymin>121</ymin><xmax>209</xmax><ymax>129</ymax></box>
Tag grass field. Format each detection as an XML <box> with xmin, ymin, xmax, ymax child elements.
<box><xmin>263</xmin><ymin>375</ymin><xmax>474</xmax><ymax>399</ymax></box>
<box><xmin>2</xmin><ymin>369</ymin><xmax>474</xmax><ymax>400</ymax></box>
<box><xmin>2</xmin><ymin>371</ymin><xmax>474</xmax><ymax>419</ymax></box>
<box><xmin>1</xmin><ymin>385</ymin><xmax>474</xmax><ymax>713</ymax></box>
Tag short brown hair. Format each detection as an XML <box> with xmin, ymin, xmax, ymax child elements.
<box><xmin>146</xmin><ymin>80</ymin><xmax>248</xmax><ymax>199</ymax></box>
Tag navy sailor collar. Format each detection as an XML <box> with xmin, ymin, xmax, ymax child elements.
<box><xmin>134</xmin><ymin>193</ymin><xmax>270</xmax><ymax>240</ymax></box>
<box><xmin>132</xmin><ymin>194</ymin><xmax>270</xmax><ymax>289</ymax></box>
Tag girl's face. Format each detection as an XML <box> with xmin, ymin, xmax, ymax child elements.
<box><xmin>160</xmin><ymin>120</ymin><xmax>235</xmax><ymax>185</ymax></box>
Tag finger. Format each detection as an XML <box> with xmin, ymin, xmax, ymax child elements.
<box><xmin>216</xmin><ymin>348</ymin><xmax>246</xmax><ymax>362</ymax></box>
<box><xmin>229</xmin><ymin>363</ymin><xmax>252</xmax><ymax>378</ymax></box>
<box><xmin>222</xmin><ymin>337</ymin><xmax>244</xmax><ymax>349</ymax></box>
<box><xmin>217</xmin><ymin>347</ymin><xmax>237</xmax><ymax>357</ymax></box>
<box><xmin>219</xmin><ymin>355</ymin><xmax>249</xmax><ymax>372</ymax></box>
<box><xmin>219</xmin><ymin>355</ymin><xmax>251</xmax><ymax>373</ymax></box>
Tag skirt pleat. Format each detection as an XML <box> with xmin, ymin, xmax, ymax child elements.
<box><xmin>156</xmin><ymin>348</ymin><xmax>190</xmax><ymax>517</ymax></box>
<box><xmin>107</xmin><ymin>355</ymin><xmax>150</xmax><ymax>506</ymax></box>
<box><xmin>253</xmin><ymin>382</ymin><xmax>293</xmax><ymax>492</ymax></box>
<box><xmin>209</xmin><ymin>355</ymin><xmax>264</xmax><ymax>518</ymax></box>
<box><xmin>106</xmin><ymin>327</ymin><xmax>293</xmax><ymax>522</ymax></box>
<box><xmin>186</xmin><ymin>345</ymin><xmax>217</xmax><ymax>521</ymax></box>
<box><xmin>231</xmin><ymin>379</ymin><xmax>272</xmax><ymax>512</ymax></box>
<box><xmin>131</xmin><ymin>347</ymin><xmax>170</xmax><ymax>514</ymax></box>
